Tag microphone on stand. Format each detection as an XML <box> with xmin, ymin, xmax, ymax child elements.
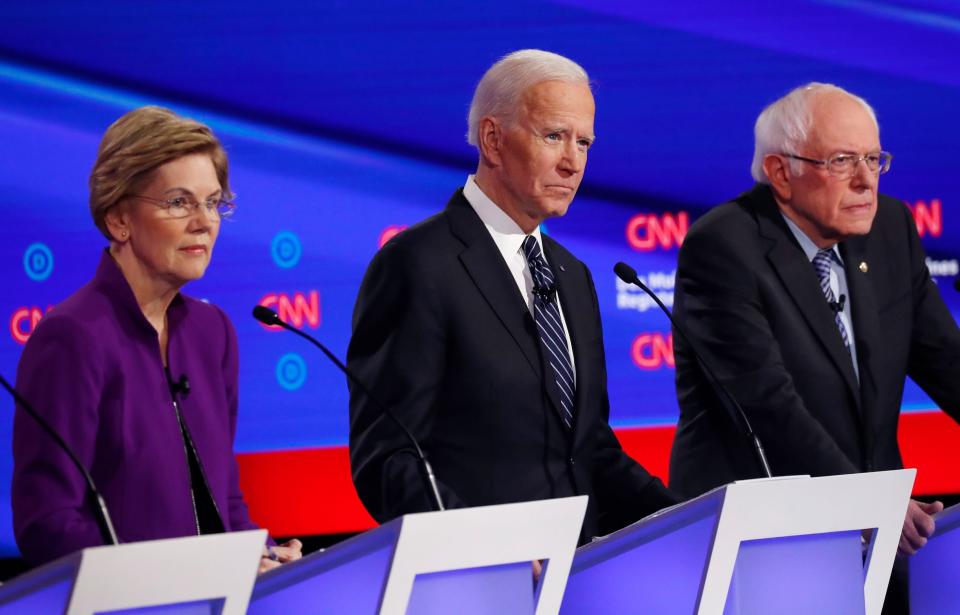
<box><xmin>613</xmin><ymin>262</ymin><xmax>773</xmax><ymax>479</ymax></box>
<box><xmin>252</xmin><ymin>305</ymin><xmax>445</xmax><ymax>511</ymax></box>
<box><xmin>170</xmin><ymin>374</ymin><xmax>190</xmax><ymax>397</ymax></box>
<box><xmin>0</xmin><ymin>374</ymin><xmax>119</xmax><ymax>545</ymax></box>
<box><xmin>828</xmin><ymin>294</ymin><xmax>846</xmax><ymax>313</ymax></box>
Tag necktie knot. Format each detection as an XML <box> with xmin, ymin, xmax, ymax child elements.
<box><xmin>811</xmin><ymin>248</ymin><xmax>851</xmax><ymax>352</ymax></box>
<box><xmin>812</xmin><ymin>249</ymin><xmax>835</xmax><ymax>282</ymax></box>
<box><xmin>522</xmin><ymin>235</ymin><xmax>542</xmax><ymax>261</ymax></box>
<box><xmin>522</xmin><ymin>235</ymin><xmax>556</xmax><ymax>301</ymax></box>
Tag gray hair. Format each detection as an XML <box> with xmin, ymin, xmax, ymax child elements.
<box><xmin>466</xmin><ymin>49</ymin><xmax>589</xmax><ymax>147</ymax></box>
<box><xmin>751</xmin><ymin>82</ymin><xmax>878</xmax><ymax>183</ymax></box>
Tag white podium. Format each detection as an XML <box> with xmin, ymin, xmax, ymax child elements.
<box><xmin>561</xmin><ymin>470</ymin><xmax>915</xmax><ymax>615</ymax></box>
<box><xmin>0</xmin><ymin>529</ymin><xmax>267</xmax><ymax>614</ymax></box>
<box><xmin>249</xmin><ymin>496</ymin><xmax>588</xmax><ymax>615</ymax></box>
<box><xmin>910</xmin><ymin>501</ymin><xmax>960</xmax><ymax>612</ymax></box>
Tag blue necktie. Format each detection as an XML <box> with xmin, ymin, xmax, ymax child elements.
<box><xmin>522</xmin><ymin>236</ymin><xmax>575</xmax><ymax>429</ymax></box>
<box><xmin>812</xmin><ymin>249</ymin><xmax>851</xmax><ymax>351</ymax></box>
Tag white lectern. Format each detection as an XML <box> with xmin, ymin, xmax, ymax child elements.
<box><xmin>561</xmin><ymin>470</ymin><xmax>915</xmax><ymax>615</ymax></box>
<box><xmin>0</xmin><ymin>530</ymin><xmax>266</xmax><ymax>614</ymax></box>
<box><xmin>910</xmin><ymin>501</ymin><xmax>960</xmax><ymax>612</ymax></box>
<box><xmin>249</xmin><ymin>496</ymin><xmax>588</xmax><ymax>615</ymax></box>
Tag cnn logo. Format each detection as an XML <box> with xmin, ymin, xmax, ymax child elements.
<box><xmin>10</xmin><ymin>306</ymin><xmax>53</xmax><ymax>344</ymax></box>
<box><xmin>258</xmin><ymin>291</ymin><xmax>321</xmax><ymax>330</ymax></box>
<box><xmin>626</xmin><ymin>212</ymin><xmax>688</xmax><ymax>251</ymax></box>
<box><xmin>908</xmin><ymin>199</ymin><xmax>942</xmax><ymax>238</ymax></box>
<box><xmin>631</xmin><ymin>332</ymin><xmax>674</xmax><ymax>370</ymax></box>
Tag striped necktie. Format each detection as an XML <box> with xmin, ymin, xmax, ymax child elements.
<box><xmin>522</xmin><ymin>235</ymin><xmax>575</xmax><ymax>429</ymax></box>
<box><xmin>812</xmin><ymin>249</ymin><xmax>851</xmax><ymax>351</ymax></box>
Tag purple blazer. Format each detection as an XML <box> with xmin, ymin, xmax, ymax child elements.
<box><xmin>12</xmin><ymin>251</ymin><xmax>262</xmax><ymax>565</ymax></box>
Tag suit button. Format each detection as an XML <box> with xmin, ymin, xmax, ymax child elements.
<box><xmin>568</xmin><ymin>457</ymin><xmax>575</xmax><ymax>466</ymax></box>
<box><xmin>865</xmin><ymin>462</ymin><xmax>874</xmax><ymax>472</ymax></box>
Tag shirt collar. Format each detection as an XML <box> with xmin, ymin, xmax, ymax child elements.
<box><xmin>780</xmin><ymin>211</ymin><xmax>843</xmax><ymax>265</ymax></box>
<box><xmin>463</xmin><ymin>174</ymin><xmax>543</xmax><ymax>257</ymax></box>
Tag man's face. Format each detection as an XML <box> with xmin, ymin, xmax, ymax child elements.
<box><xmin>494</xmin><ymin>80</ymin><xmax>595</xmax><ymax>230</ymax></box>
<box><xmin>779</xmin><ymin>91</ymin><xmax>881</xmax><ymax>247</ymax></box>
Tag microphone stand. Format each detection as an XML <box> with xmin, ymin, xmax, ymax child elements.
<box><xmin>252</xmin><ymin>306</ymin><xmax>445</xmax><ymax>511</ymax></box>
<box><xmin>1</xmin><ymin>374</ymin><xmax>119</xmax><ymax>545</ymax></box>
<box><xmin>614</xmin><ymin>262</ymin><xmax>773</xmax><ymax>478</ymax></box>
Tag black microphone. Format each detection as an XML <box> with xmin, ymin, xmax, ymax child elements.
<box><xmin>252</xmin><ymin>305</ymin><xmax>445</xmax><ymax>511</ymax></box>
<box><xmin>614</xmin><ymin>262</ymin><xmax>773</xmax><ymax>478</ymax></box>
<box><xmin>532</xmin><ymin>279</ymin><xmax>558</xmax><ymax>303</ymax></box>
<box><xmin>533</xmin><ymin>287</ymin><xmax>557</xmax><ymax>302</ymax></box>
<box><xmin>954</xmin><ymin>277</ymin><xmax>960</xmax><ymax>292</ymax></box>
<box><xmin>0</xmin><ymin>374</ymin><xmax>119</xmax><ymax>546</ymax></box>
<box><xmin>829</xmin><ymin>294</ymin><xmax>846</xmax><ymax>313</ymax></box>
<box><xmin>170</xmin><ymin>374</ymin><xmax>190</xmax><ymax>397</ymax></box>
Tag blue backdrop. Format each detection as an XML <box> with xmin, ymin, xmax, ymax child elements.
<box><xmin>0</xmin><ymin>1</ymin><xmax>957</xmax><ymax>556</ymax></box>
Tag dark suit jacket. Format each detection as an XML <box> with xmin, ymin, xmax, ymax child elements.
<box><xmin>348</xmin><ymin>189</ymin><xmax>678</xmax><ymax>539</ymax></box>
<box><xmin>669</xmin><ymin>184</ymin><xmax>960</xmax><ymax>497</ymax></box>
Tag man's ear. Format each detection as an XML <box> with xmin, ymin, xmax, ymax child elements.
<box><xmin>763</xmin><ymin>154</ymin><xmax>793</xmax><ymax>202</ymax></box>
<box><xmin>104</xmin><ymin>204</ymin><xmax>131</xmax><ymax>243</ymax></box>
<box><xmin>477</xmin><ymin>116</ymin><xmax>504</xmax><ymax>167</ymax></box>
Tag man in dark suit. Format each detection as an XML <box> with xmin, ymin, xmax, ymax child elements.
<box><xmin>348</xmin><ymin>49</ymin><xmax>678</xmax><ymax>540</ymax></box>
<box><xmin>669</xmin><ymin>83</ymin><xmax>960</xmax><ymax>611</ymax></box>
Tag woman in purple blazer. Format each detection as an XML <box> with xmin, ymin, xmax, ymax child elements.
<box><xmin>12</xmin><ymin>106</ymin><xmax>301</xmax><ymax>569</ymax></box>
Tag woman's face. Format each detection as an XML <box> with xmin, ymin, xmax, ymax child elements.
<box><xmin>119</xmin><ymin>153</ymin><xmax>222</xmax><ymax>289</ymax></box>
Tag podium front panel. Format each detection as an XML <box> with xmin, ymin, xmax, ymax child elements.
<box><xmin>0</xmin><ymin>557</ymin><xmax>76</xmax><ymax>615</ymax></box>
<box><xmin>724</xmin><ymin>530</ymin><xmax>864</xmax><ymax>615</ymax></box>
<box><xmin>910</xmin><ymin>503</ymin><xmax>960</xmax><ymax>613</ymax></box>
<box><xmin>561</xmin><ymin>493</ymin><xmax>721</xmax><ymax>614</ymax></box>
<box><xmin>406</xmin><ymin>561</ymin><xmax>534</xmax><ymax>615</ymax></box>
<box><xmin>96</xmin><ymin>599</ymin><xmax>225</xmax><ymax>614</ymax></box>
<box><xmin>250</xmin><ymin>522</ymin><xmax>399</xmax><ymax>614</ymax></box>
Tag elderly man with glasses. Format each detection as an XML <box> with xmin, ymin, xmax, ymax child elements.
<box><xmin>668</xmin><ymin>83</ymin><xmax>960</xmax><ymax>613</ymax></box>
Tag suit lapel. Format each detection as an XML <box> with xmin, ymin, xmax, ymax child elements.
<box><xmin>841</xmin><ymin>237</ymin><xmax>880</xmax><ymax>418</ymax></box>
<box><xmin>752</xmin><ymin>188</ymin><xmax>862</xmax><ymax>408</ymax></box>
<box><xmin>445</xmin><ymin>191</ymin><xmax>542</xmax><ymax>379</ymax></box>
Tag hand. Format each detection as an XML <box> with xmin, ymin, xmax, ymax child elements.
<box><xmin>898</xmin><ymin>499</ymin><xmax>943</xmax><ymax>556</ymax></box>
<box><xmin>259</xmin><ymin>538</ymin><xmax>304</xmax><ymax>573</ymax></box>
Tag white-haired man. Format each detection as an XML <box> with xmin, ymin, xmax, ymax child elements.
<box><xmin>348</xmin><ymin>49</ymin><xmax>678</xmax><ymax>540</ymax></box>
<box><xmin>669</xmin><ymin>83</ymin><xmax>960</xmax><ymax>612</ymax></box>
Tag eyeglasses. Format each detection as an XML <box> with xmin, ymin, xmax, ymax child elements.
<box><xmin>130</xmin><ymin>194</ymin><xmax>236</xmax><ymax>220</ymax></box>
<box><xmin>781</xmin><ymin>151</ymin><xmax>893</xmax><ymax>179</ymax></box>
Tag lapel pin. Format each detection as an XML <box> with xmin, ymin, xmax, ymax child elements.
<box><xmin>559</xmin><ymin>264</ymin><xmax>566</xmax><ymax>272</ymax></box>
<box><xmin>859</xmin><ymin>261</ymin><xmax>868</xmax><ymax>273</ymax></box>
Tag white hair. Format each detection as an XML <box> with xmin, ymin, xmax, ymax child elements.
<box><xmin>466</xmin><ymin>49</ymin><xmax>590</xmax><ymax>147</ymax></box>
<box><xmin>751</xmin><ymin>82</ymin><xmax>879</xmax><ymax>183</ymax></box>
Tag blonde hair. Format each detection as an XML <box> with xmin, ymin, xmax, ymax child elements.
<box><xmin>89</xmin><ymin>106</ymin><xmax>231</xmax><ymax>239</ymax></box>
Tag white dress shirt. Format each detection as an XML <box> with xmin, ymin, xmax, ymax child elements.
<box><xmin>781</xmin><ymin>213</ymin><xmax>859</xmax><ymax>381</ymax></box>
<box><xmin>463</xmin><ymin>175</ymin><xmax>577</xmax><ymax>382</ymax></box>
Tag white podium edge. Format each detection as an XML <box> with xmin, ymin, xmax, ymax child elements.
<box><xmin>696</xmin><ymin>469</ymin><xmax>915</xmax><ymax>615</ymax></box>
<box><xmin>378</xmin><ymin>495</ymin><xmax>588</xmax><ymax>615</ymax></box>
<box><xmin>66</xmin><ymin>529</ymin><xmax>266</xmax><ymax>615</ymax></box>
